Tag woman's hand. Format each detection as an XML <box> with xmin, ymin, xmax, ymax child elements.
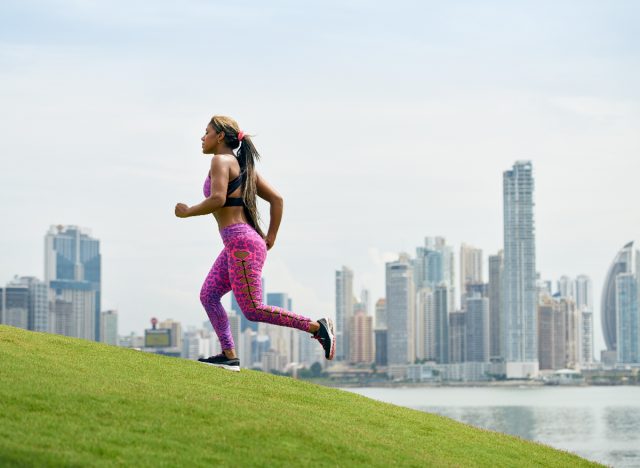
<box><xmin>264</xmin><ymin>233</ymin><xmax>276</xmax><ymax>250</ymax></box>
<box><xmin>175</xmin><ymin>203</ymin><xmax>191</xmax><ymax>218</ymax></box>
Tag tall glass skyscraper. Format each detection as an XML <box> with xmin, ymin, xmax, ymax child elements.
<box><xmin>502</xmin><ymin>161</ymin><xmax>538</xmax><ymax>378</ymax></box>
<box><xmin>601</xmin><ymin>242</ymin><xmax>639</xmax><ymax>356</ymax></box>
<box><xmin>616</xmin><ymin>273</ymin><xmax>639</xmax><ymax>364</ymax></box>
<box><xmin>45</xmin><ymin>225</ymin><xmax>101</xmax><ymax>341</ymax></box>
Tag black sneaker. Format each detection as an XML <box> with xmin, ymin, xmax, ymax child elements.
<box><xmin>198</xmin><ymin>353</ymin><xmax>240</xmax><ymax>372</ymax></box>
<box><xmin>311</xmin><ymin>317</ymin><xmax>335</xmax><ymax>360</ymax></box>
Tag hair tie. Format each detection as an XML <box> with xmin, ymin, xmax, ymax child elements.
<box><xmin>238</xmin><ymin>131</ymin><xmax>245</xmax><ymax>141</ymax></box>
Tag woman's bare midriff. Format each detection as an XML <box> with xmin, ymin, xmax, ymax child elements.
<box><xmin>213</xmin><ymin>205</ymin><xmax>248</xmax><ymax>231</ymax></box>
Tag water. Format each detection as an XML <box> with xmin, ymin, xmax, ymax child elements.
<box><xmin>343</xmin><ymin>386</ymin><xmax>640</xmax><ymax>467</ymax></box>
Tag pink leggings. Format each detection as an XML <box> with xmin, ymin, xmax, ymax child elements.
<box><xmin>200</xmin><ymin>223</ymin><xmax>313</xmax><ymax>350</ymax></box>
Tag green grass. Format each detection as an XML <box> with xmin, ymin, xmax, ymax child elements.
<box><xmin>0</xmin><ymin>325</ymin><xmax>601</xmax><ymax>467</ymax></box>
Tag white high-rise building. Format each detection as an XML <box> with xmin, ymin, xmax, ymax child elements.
<box><xmin>416</xmin><ymin>287</ymin><xmax>435</xmax><ymax>360</ymax></box>
<box><xmin>574</xmin><ymin>275</ymin><xmax>594</xmax><ymax>365</ymax></box>
<box><xmin>100</xmin><ymin>310</ymin><xmax>118</xmax><ymax>345</ymax></box>
<box><xmin>557</xmin><ymin>276</ymin><xmax>575</xmax><ymax>300</ymax></box>
<box><xmin>360</xmin><ymin>289</ymin><xmax>370</xmax><ymax>316</ymax></box>
<box><xmin>374</xmin><ymin>298</ymin><xmax>387</xmax><ymax>329</ymax></box>
<box><xmin>335</xmin><ymin>267</ymin><xmax>354</xmax><ymax>361</ymax></box>
<box><xmin>575</xmin><ymin>275</ymin><xmax>593</xmax><ymax>310</ymax></box>
<box><xmin>460</xmin><ymin>243</ymin><xmax>483</xmax><ymax>302</ymax></box>
<box><xmin>581</xmin><ymin>309</ymin><xmax>594</xmax><ymax>366</ymax></box>
<box><xmin>503</xmin><ymin>161</ymin><xmax>539</xmax><ymax>378</ymax></box>
<box><xmin>386</xmin><ymin>254</ymin><xmax>415</xmax><ymax>366</ymax></box>
<box><xmin>415</xmin><ymin>237</ymin><xmax>456</xmax><ymax>312</ymax></box>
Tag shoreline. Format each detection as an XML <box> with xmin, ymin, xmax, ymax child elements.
<box><xmin>316</xmin><ymin>380</ymin><xmax>640</xmax><ymax>389</ymax></box>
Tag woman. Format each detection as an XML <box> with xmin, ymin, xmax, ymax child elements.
<box><xmin>175</xmin><ymin>115</ymin><xmax>335</xmax><ymax>372</ymax></box>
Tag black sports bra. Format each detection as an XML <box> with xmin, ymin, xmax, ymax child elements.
<box><xmin>203</xmin><ymin>156</ymin><xmax>245</xmax><ymax>207</ymax></box>
<box><xmin>223</xmin><ymin>173</ymin><xmax>244</xmax><ymax>207</ymax></box>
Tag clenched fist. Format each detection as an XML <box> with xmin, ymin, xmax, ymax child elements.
<box><xmin>175</xmin><ymin>203</ymin><xmax>190</xmax><ymax>218</ymax></box>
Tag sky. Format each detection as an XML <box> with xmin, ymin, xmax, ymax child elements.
<box><xmin>1</xmin><ymin>1</ymin><xmax>639</xmax><ymax>356</ymax></box>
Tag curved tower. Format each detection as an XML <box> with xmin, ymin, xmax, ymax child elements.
<box><xmin>601</xmin><ymin>241</ymin><xmax>638</xmax><ymax>351</ymax></box>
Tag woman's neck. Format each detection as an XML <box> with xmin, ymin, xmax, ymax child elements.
<box><xmin>214</xmin><ymin>145</ymin><xmax>235</xmax><ymax>156</ymax></box>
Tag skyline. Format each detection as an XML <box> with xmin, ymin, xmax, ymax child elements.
<box><xmin>1</xmin><ymin>1</ymin><xmax>639</xmax><ymax>357</ymax></box>
<box><xmin>1</xmin><ymin>217</ymin><xmax>621</xmax><ymax>354</ymax></box>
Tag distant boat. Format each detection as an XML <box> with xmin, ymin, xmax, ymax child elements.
<box><xmin>543</xmin><ymin>369</ymin><xmax>585</xmax><ymax>386</ymax></box>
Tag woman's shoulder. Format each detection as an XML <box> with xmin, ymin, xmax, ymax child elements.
<box><xmin>210</xmin><ymin>154</ymin><xmax>241</xmax><ymax>178</ymax></box>
<box><xmin>210</xmin><ymin>153</ymin><xmax>239</xmax><ymax>165</ymax></box>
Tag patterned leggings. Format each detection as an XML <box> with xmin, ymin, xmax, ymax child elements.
<box><xmin>200</xmin><ymin>223</ymin><xmax>313</xmax><ymax>350</ymax></box>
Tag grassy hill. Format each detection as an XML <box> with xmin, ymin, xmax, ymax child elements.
<box><xmin>0</xmin><ymin>325</ymin><xmax>601</xmax><ymax>467</ymax></box>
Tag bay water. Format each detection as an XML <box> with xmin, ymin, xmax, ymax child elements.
<box><xmin>343</xmin><ymin>386</ymin><xmax>640</xmax><ymax>467</ymax></box>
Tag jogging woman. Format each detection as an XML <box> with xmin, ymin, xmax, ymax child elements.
<box><xmin>175</xmin><ymin>115</ymin><xmax>335</xmax><ymax>372</ymax></box>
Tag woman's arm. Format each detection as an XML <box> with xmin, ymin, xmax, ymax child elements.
<box><xmin>175</xmin><ymin>156</ymin><xmax>229</xmax><ymax>218</ymax></box>
<box><xmin>256</xmin><ymin>171</ymin><xmax>283</xmax><ymax>248</ymax></box>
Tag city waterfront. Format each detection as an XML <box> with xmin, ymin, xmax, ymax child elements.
<box><xmin>344</xmin><ymin>386</ymin><xmax>640</xmax><ymax>467</ymax></box>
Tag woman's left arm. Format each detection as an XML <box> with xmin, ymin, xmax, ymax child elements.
<box><xmin>175</xmin><ymin>156</ymin><xmax>229</xmax><ymax>218</ymax></box>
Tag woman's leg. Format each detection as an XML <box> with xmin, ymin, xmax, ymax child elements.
<box><xmin>226</xmin><ymin>232</ymin><xmax>316</xmax><ymax>332</ymax></box>
<box><xmin>200</xmin><ymin>247</ymin><xmax>236</xmax><ymax>352</ymax></box>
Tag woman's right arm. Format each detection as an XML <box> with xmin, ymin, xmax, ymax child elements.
<box><xmin>256</xmin><ymin>172</ymin><xmax>283</xmax><ymax>249</ymax></box>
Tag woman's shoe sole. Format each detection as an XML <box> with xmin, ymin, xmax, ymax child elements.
<box><xmin>200</xmin><ymin>362</ymin><xmax>241</xmax><ymax>372</ymax></box>
<box><xmin>326</xmin><ymin>318</ymin><xmax>336</xmax><ymax>360</ymax></box>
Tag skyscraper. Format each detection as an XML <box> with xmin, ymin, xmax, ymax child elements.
<box><xmin>616</xmin><ymin>273</ymin><xmax>639</xmax><ymax>364</ymax></box>
<box><xmin>557</xmin><ymin>276</ymin><xmax>575</xmax><ymax>300</ymax></box>
<box><xmin>434</xmin><ymin>284</ymin><xmax>449</xmax><ymax>364</ymax></box>
<box><xmin>538</xmin><ymin>295</ymin><xmax>563</xmax><ymax>370</ymax></box>
<box><xmin>488</xmin><ymin>251</ymin><xmax>503</xmax><ymax>360</ymax></box>
<box><xmin>385</xmin><ymin>254</ymin><xmax>415</xmax><ymax>365</ymax></box>
<box><xmin>374</xmin><ymin>298</ymin><xmax>387</xmax><ymax>329</ymax></box>
<box><xmin>537</xmin><ymin>294</ymin><xmax>581</xmax><ymax>370</ymax></box>
<box><xmin>100</xmin><ymin>310</ymin><xmax>118</xmax><ymax>345</ymax></box>
<box><xmin>415</xmin><ymin>237</ymin><xmax>456</xmax><ymax>312</ymax></box>
<box><xmin>503</xmin><ymin>161</ymin><xmax>538</xmax><ymax>378</ymax></box>
<box><xmin>360</xmin><ymin>289</ymin><xmax>370</xmax><ymax>316</ymax></box>
<box><xmin>466</xmin><ymin>293</ymin><xmax>490</xmax><ymax>363</ymax></box>
<box><xmin>415</xmin><ymin>287</ymin><xmax>434</xmax><ymax>360</ymax></box>
<box><xmin>448</xmin><ymin>311</ymin><xmax>466</xmax><ymax>364</ymax></box>
<box><xmin>460</xmin><ymin>243</ymin><xmax>483</xmax><ymax>304</ymax></box>
<box><xmin>581</xmin><ymin>309</ymin><xmax>594</xmax><ymax>366</ymax></box>
<box><xmin>575</xmin><ymin>275</ymin><xmax>594</xmax><ymax>365</ymax></box>
<box><xmin>45</xmin><ymin>225</ymin><xmax>101</xmax><ymax>341</ymax></box>
<box><xmin>349</xmin><ymin>311</ymin><xmax>373</xmax><ymax>364</ymax></box>
<box><xmin>601</xmin><ymin>241</ymin><xmax>639</xmax><ymax>359</ymax></box>
<box><xmin>575</xmin><ymin>275</ymin><xmax>593</xmax><ymax>310</ymax></box>
<box><xmin>335</xmin><ymin>266</ymin><xmax>354</xmax><ymax>361</ymax></box>
<box><xmin>373</xmin><ymin>298</ymin><xmax>388</xmax><ymax>367</ymax></box>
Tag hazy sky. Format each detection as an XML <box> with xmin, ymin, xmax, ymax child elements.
<box><xmin>1</xmin><ymin>1</ymin><xmax>639</xmax><ymax>356</ymax></box>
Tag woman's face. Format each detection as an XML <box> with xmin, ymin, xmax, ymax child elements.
<box><xmin>201</xmin><ymin>124</ymin><xmax>223</xmax><ymax>154</ymax></box>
